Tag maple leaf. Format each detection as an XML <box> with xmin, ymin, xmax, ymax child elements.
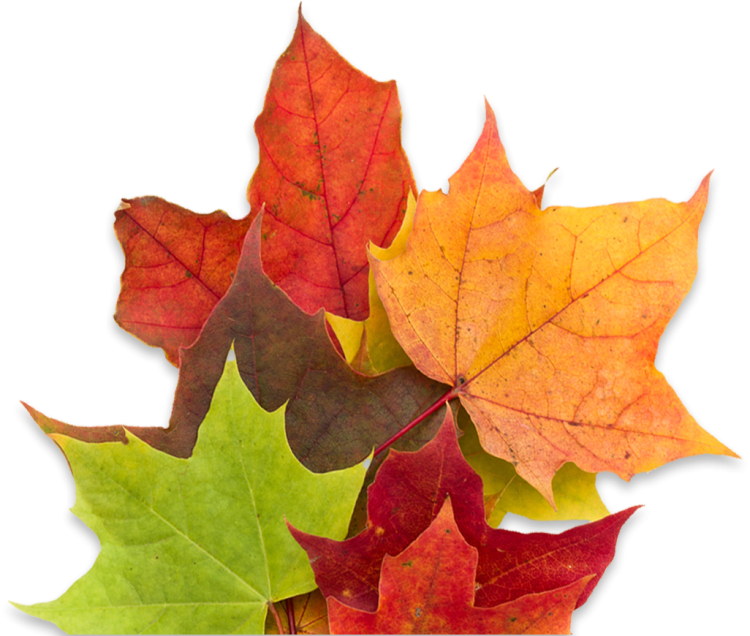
<box><xmin>328</xmin><ymin>498</ymin><xmax>594</xmax><ymax>635</ymax></box>
<box><xmin>170</xmin><ymin>210</ymin><xmax>449</xmax><ymax>469</ymax></box>
<box><xmin>370</xmin><ymin>101</ymin><xmax>737</xmax><ymax>503</ymax></box>
<box><xmin>13</xmin><ymin>361</ymin><xmax>366</xmax><ymax>635</ymax></box>
<box><xmin>290</xmin><ymin>410</ymin><xmax>636</xmax><ymax>613</ymax></box>
<box><xmin>248</xmin><ymin>7</ymin><xmax>415</xmax><ymax>320</ymax></box>
<box><xmin>114</xmin><ymin>196</ymin><xmax>254</xmax><ymax>366</ymax></box>
<box><xmin>113</xmin><ymin>10</ymin><xmax>413</xmax><ymax>363</ymax></box>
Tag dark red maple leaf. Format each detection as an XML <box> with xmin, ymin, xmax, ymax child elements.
<box><xmin>328</xmin><ymin>498</ymin><xmax>594</xmax><ymax>635</ymax></box>
<box><xmin>290</xmin><ymin>409</ymin><xmax>637</xmax><ymax>611</ymax></box>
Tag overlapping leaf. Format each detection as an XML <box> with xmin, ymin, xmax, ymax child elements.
<box><xmin>370</xmin><ymin>101</ymin><xmax>737</xmax><ymax>503</ymax></box>
<box><xmin>114</xmin><ymin>197</ymin><xmax>254</xmax><ymax>365</ymax></box>
<box><xmin>328</xmin><ymin>499</ymin><xmax>593</xmax><ymax>635</ymax></box>
<box><xmin>14</xmin><ymin>361</ymin><xmax>366</xmax><ymax>635</ymax></box>
<box><xmin>327</xmin><ymin>191</ymin><xmax>418</xmax><ymax>375</ymax></box>
<box><xmin>28</xmin><ymin>210</ymin><xmax>448</xmax><ymax>465</ymax></box>
<box><xmin>170</xmin><ymin>211</ymin><xmax>449</xmax><ymax>470</ymax></box>
<box><xmin>291</xmin><ymin>410</ymin><xmax>636</xmax><ymax>612</ymax></box>
<box><xmin>114</xmin><ymin>10</ymin><xmax>414</xmax><ymax>364</ymax></box>
<box><xmin>457</xmin><ymin>408</ymin><xmax>608</xmax><ymax>526</ymax></box>
<box><xmin>265</xmin><ymin>590</ymin><xmax>329</xmax><ymax>634</ymax></box>
<box><xmin>248</xmin><ymin>8</ymin><xmax>415</xmax><ymax>320</ymax></box>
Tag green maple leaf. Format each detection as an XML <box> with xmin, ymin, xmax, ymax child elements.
<box><xmin>14</xmin><ymin>360</ymin><xmax>366</xmax><ymax>635</ymax></box>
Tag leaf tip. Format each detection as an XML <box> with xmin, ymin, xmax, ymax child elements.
<box><xmin>482</xmin><ymin>97</ymin><xmax>497</xmax><ymax>124</ymax></box>
<box><xmin>18</xmin><ymin>400</ymin><xmax>39</xmax><ymax>425</ymax></box>
<box><xmin>531</xmin><ymin>168</ymin><xmax>560</xmax><ymax>208</ymax></box>
<box><xmin>631</xmin><ymin>503</ymin><xmax>644</xmax><ymax>510</ymax></box>
<box><xmin>699</xmin><ymin>169</ymin><xmax>713</xmax><ymax>189</ymax></box>
<box><xmin>285</xmin><ymin>517</ymin><xmax>308</xmax><ymax>546</ymax></box>
<box><xmin>116</xmin><ymin>199</ymin><xmax>131</xmax><ymax>212</ymax></box>
<box><xmin>688</xmin><ymin>171</ymin><xmax>713</xmax><ymax>209</ymax></box>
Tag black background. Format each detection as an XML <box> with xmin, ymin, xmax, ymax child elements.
<box><xmin>8</xmin><ymin>0</ymin><xmax>747</xmax><ymax>634</ymax></box>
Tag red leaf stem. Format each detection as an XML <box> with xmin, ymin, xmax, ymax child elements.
<box><xmin>374</xmin><ymin>388</ymin><xmax>456</xmax><ymax>457</ymax></box>
<box><xmin>268</xmin><ymin>601</ymin><xmax>285</xmax><ymax>634</ymax></box>
<box><xmin>285</xmin><ymin>598</ymin><xmax>297</xmax><ymax>634</ymax></box>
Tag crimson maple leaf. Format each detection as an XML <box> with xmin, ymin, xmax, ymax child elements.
<box><xmin>291</xmin><ymin>410</ymin><xmax>636</xmax><ymax>612</ymax></box>
<box><xmin>328</xmin><ymin>498</ymin><xmax>594</xmax><ymax>634</ymax></box>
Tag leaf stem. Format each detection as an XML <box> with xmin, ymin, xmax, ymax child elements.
<box><xmin>268</xmin><ymin>601</ymin><xmax>285</xmax><ymax>635</ymax></box>
<box><xmin>285</xmin><ymin>598</ymin><xmax>297</xmax><ymax>634</ymax></box>
<box><xmin>374</xmin><ymin>388</ymin><xmax>456</xmax><ymax>457</ymax></box>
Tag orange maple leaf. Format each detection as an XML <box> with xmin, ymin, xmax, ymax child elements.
<box><xmin>370</xmin><ymin>102</ymin><xmax>737</xmax><ymax>504</ymax></box>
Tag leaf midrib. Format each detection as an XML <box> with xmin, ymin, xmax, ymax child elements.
<box><xmin>460</xmin><ymin>197</ymin><xmax>698</xmax><ymax>394</ymax></box>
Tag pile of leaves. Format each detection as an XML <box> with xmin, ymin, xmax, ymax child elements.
<box><xmin>14</xmin><ymin>9</ymin><xmax>737</xmax><ymax>635</ymax></box>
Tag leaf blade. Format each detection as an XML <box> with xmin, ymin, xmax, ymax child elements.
<box><xmin>249</xmin><ymin>9</ymin><xmax>415</xmax><ymax>320</ymax></box>
<box><xmin>370</xmin><ymin>101</ymin><xmax>737</xmax><ymax>503</ymax></box>
<box><xmin>327</xmin><ymin>499</ymin><xmax>594</xmax><ymax>635</ymax></box>
<box><xmin>15</xmin><ymin>361</ymin><xmax>366</xmax><ymax>635</ymax></box>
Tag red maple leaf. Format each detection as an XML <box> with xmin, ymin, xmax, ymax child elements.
<box><xmin>249</xmin><ymin>7</ymin><xmax>415</xmax><ymax>320</ymax></box>
<box><xmin>328</xmin><ymin>498</ymin><xmax>594</xmax><ymax>634</ymax></box>
<box><xmin>290</xmin><ymin>409</ymin><xmax>637</xmax><ymax>611</ymax></box>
